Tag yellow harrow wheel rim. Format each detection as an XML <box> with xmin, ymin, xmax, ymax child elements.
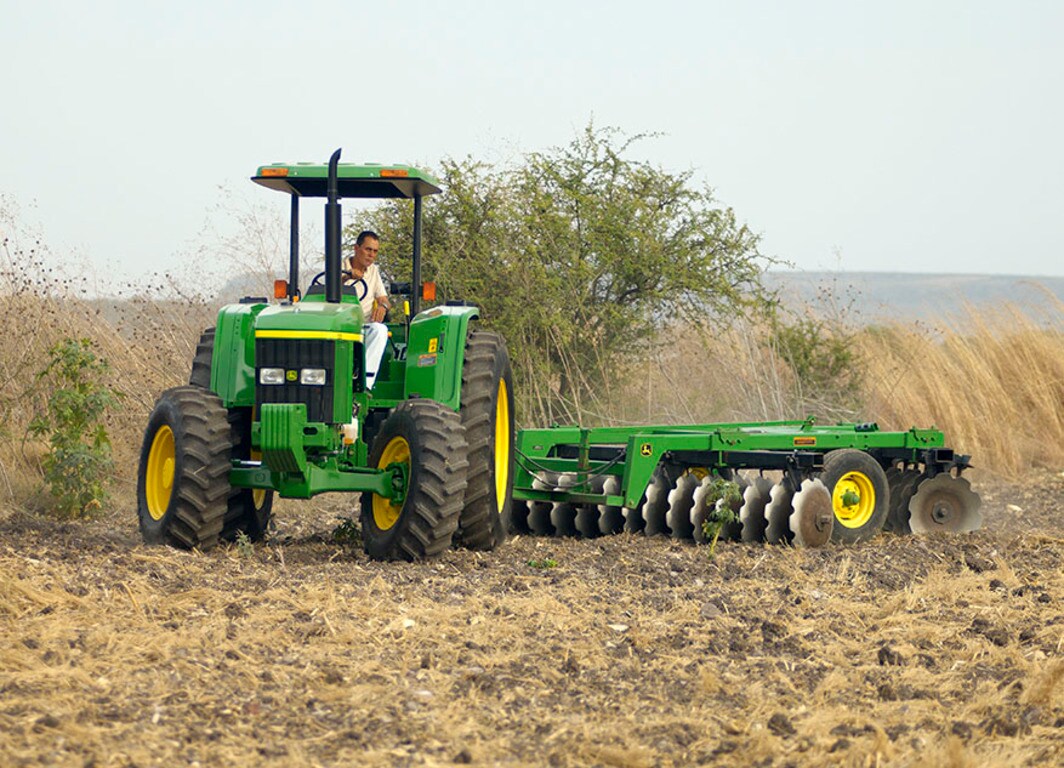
<box><xmin>494</xmin><ymin>379</ymin><xmax>510</xmax><ymax>513</ymax></box>
<box><xmin>832</xmin><ymin>470</ymin><xmax>876</xmax><ymax>528</ymax></box>
<box><xmin>372</xmin><ymin>436</ymin><xmax>410</xmax><ymax>531</ymax></box>
<box><xmin>146</xmin><ymin>425</ymin><xmax>176</xmax><ymax>521</ymax></box>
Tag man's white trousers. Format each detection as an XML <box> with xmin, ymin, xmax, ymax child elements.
<box><xmin>364</xmin><ymin>322</ymin><xmax>387</xmax><ymax>389</ymax></box>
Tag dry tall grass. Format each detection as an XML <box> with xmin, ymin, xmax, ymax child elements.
<box><xmin>861</xmin><ymin>300</ymin><xmax>1064</xmax><ymax>476</ymax></box>
<box><xmin>610</xmin><ymin>299</ymin><xmax>1063</xmax><ymax>477</ymax></box>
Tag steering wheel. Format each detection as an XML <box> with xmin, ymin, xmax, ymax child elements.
<box><xmin>308</xmin><ymin>270</ymin><xmax>368</xmax><ymax>301</ymax></box>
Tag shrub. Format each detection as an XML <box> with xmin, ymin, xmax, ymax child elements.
<box><xmin>28</xmin><ymin>338</ymin><xmax>119</xmax><ymax>518</ymax></box>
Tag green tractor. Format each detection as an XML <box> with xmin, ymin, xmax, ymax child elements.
<box><xmin>137</xmin><ymin>150</ymin><xmax>514</xmax><ymax>560</ymax></box>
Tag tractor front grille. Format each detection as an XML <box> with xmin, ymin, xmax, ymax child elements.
<box><xmin>255</xmin><ymin>338</ymin><xmax>336</xmax><ymax>423</ymax></box>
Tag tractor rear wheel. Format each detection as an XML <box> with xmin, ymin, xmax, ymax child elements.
<box><xmin>455</xmin><ymin>331</ymin><xmax>515</xmax><ymax>550</ymax></box>
<box><xmin>361</xmin><ymin>400</ymin><xmax>469</xmax><ymax>561</ymax></box>
<box><xmin>189</xmin><ymin>327</ymin><xmax>215</xmax><ymax>388</ymax></box>
<box><xmin>821</xmin><ymin>449</ymin><xmax>889</xmax><ymax>544</ymax></box>
<box><xmin>137</xmin><ymin>386</ymin><xmax>233</xmax><ymax>550</ymax></box>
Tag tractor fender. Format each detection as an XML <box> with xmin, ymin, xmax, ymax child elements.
<box><xmin>211</xmin><ymin>302</ymin><xmax>269</xmax><ymax>407</ymax></box>
<box><xmin>403</xmin><ymin>305</ymin><xmax>479</xmax><ymax>411</ymax></box>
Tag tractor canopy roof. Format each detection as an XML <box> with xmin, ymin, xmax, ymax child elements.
<box><xmin>252</xmin><ymin>162</ymin><xmax>442</xmax><ymax>199</ymax></box>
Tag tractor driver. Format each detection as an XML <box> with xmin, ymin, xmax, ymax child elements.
<box><xmin>345</xmin><ymin>230</ymin><xmax>391</xmax><ymax>389</ymax></box>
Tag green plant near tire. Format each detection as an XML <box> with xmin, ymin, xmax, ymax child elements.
<box><xmin>136</xmin><ymin>150</ymin><xmax>515</xmax><ymax>561</ymax></box>
<box><xmin>700</xmin><ymin>479</ymin><xmax>741</xmax><ymax>559</ymax></box>
<box><xmin>30</xmin><ymin>338</ymin><xmax>119</xmax><ymax>518</ymax></box>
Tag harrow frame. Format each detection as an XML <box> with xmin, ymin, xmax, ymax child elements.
<box><xmin>514</xmin><ymin>419</ymin><xmax>967</xmax><ymax>510</ymax></box>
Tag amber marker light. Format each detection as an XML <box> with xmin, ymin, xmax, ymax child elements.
<box><xmin>380</xmin><ymin>168</ymin><xmax>409</xmax><ymax>178</ymax></box>
<box><xmin>274</xmin><ymin>279</ymin><xmax>288</xmax><ymax>299</ymax></box>
<box><xmin>260</xmin><ymin>167</ymin><xmax>289</xmax><ymax>177</ymax></box>
<box><xmin>421</xmin><ymin>281</ymin><xmax>437</xmax><ymax>301</ymax></box>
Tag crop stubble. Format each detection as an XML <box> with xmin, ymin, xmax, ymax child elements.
<box><xmin>0</xmin><ymin>470</ymin><xmax>1061</xmax><ymax>767</ymax></box>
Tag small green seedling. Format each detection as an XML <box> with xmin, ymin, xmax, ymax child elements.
<box><xmin>332</xmin><ymin>517</ymin><xmax>362</xmax><ymax>547</ymax></box>
<box><xmin>235</xmin><ymin>530</ymin><xmax>255</xmax><ymax>558</ymax></box>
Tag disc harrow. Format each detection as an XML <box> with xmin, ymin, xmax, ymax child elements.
<box><xmin>511</xmin><ymin>419</ymin><xmax>981</xmax><ymax>548</ymax></box>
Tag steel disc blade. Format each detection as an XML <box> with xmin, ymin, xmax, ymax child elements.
<box><xmin>575</xmin><ymin>477</ymin><xmax>604</xmax><ymax>538</ymax></box>
<box><xmin>788</xmin><ymin>479</ymin><xmax>834</xmax><ymax>548</ymax></box>
<box><xmin>550</xmin><ymin>473</ymin><xmax>579</xmax><ymax>536</ymax></box>
<box><xmin>764</xmin><ymin>480</ymin><xmax>795</xmax><ymax>544</ymax></box>
<box><xmin>885</xmin><ymin>468</ymin><xmax>921</xmax><ymax>535</ymax></box>
<box><xmin>528</xmin><ymin>471</ymin><xmax>559</xmax><ymax>535</ymax></box>
<box><xmin>740</xmin><ymin>476</ymin><xmax>773</xmax><ymax>543</ymax></box>
<box><xmin>690</xmin><ymin>477</ymin><xmax>714</xmax><ymax>544</ymax></box>
<box><xmin>908</xmin><ymin>475</ymin><xmax>982</xmax><ymax>534</ymax></box>
<box><xmin>666</xmin><ymin>474</ymin><xmax>699</xmax><ymax>540</ymax></box>
<box><xmin>642</xmin><ymin>473</ymin><xmax>671</xmax><ymax>537</ymax></box>
<box><xmin>721</xmin><ymin>473</ymin><xmax>747</xmax><ymax>541</ymax></box>
<box><xmin>507</xmin><ymin>499</ymin><xmax>531</xmax><ymax>535</ymax></box>
<box><xmin>598</xmin><ymin>476</ymin><xmax>624</xmax><ymax>534</ymax></box>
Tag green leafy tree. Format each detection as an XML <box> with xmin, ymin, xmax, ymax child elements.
<box><xmin>28</xmin><ymin>338</ymin><xmax>119</xmax><ymax>518</ymax></box>
<box><xmin>358</xmin><ymin>124</ymin><xmax>769</xmax><ymax>424</ymax></box>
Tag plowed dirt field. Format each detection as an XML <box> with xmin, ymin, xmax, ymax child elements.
<box><xmin>1</xmin><ymin>469</ymin><xmax>1061</xmax><ymax>767</ymax></box>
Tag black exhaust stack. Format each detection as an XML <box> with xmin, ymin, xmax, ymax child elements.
<box><xmin>324</xmin><ymin>148</ymin><xmax>342</xmax><ymax>303</ymax></box>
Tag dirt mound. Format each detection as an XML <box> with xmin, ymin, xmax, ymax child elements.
<box><xmin>0</xmin><ymin>471</ymin><xmax>1061</xmax><ymax>766</ymax></box>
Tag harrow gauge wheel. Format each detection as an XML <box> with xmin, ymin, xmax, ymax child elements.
<box><xmin>821</xmin><ymin>449</ymin><xmax>890</xmax><ymax>544</ymax></box>
<box><xmin>908</xmin><ymin>475</ymin><xmax>982</xmax><ymax>534</ymax></box>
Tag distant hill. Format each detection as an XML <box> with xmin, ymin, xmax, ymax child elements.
<box><xmin>763</xmin><ymin>271</ymin><xmax>1063</xmax><ymax>323</ymax></box>
<box><xmin>212</xmin><ymin>270</ymin><xmax>1064</xmax><ymax>324</ymax></box>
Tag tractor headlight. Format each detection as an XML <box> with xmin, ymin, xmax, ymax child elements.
<box><xmin>259</xmin><ymin>368</ymin><xmax>285</xmax><ymax>385</ymax></box>
<box><xmin>300</xmin><ymin>368</ymin><xmax>327</xmax><ymax>386</ymax></box>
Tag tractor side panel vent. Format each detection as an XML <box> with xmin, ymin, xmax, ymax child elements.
<box><xmin>256</xmin><ymin>338</ymin><xmax>336</xmax><ymax>423</ymax></box>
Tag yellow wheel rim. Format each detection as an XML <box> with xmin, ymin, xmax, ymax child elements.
<box><xmin>250</xmin><ymin>449</ymin><xmax>267</xmax><ymax>508</ymax></box>
<box><xmin>372</xmin><ymin>436</ymin><xmax>410</xmax><ymax>531</ymax></box>
<box><xmin>832</xmin><ymin>470</ymin><xmax>876</xmax><ymax>528</ymax></box>
<box><xmin>494</xmin><ymin>379</ymin><xmax>511</xmax><ymax>513</ymax></box>
<box><xmin>146</xmin><ymin>425</ymin><xmax>176</xmax><ymax>521</ymax></box>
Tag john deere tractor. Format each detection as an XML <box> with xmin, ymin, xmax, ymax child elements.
<box><xmin>137</xmin><ymin>149</ymin><xmax>514</xmax><ymax>560</ymax></box>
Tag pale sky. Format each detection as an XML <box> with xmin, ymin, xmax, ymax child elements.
<box><xmin>2</xmin><ymin>0</ymin><xmax>1062</xmax><ymax>282</ymax></box>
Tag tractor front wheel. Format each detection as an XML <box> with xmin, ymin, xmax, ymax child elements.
<box><xmin>137</xmin><ymin>386</ymin><xmax>233</xmax><ymax>550</ymax></box>
<box><xmin>222</xmin><ymin>408</ymin><xmax>274</xmax><ymax>541</ymax></box>
<box><xmin>455</xmin><ymin>330</ymin><xmax>515</xmax><ymax>550</ymax></box>
<box><xmin>361</xmin><ymin>401</ymin><xmax>469</xmax><ymax>561</ymax></box>
<box><xmin>821</xmin><ymin>449</ymin><xmax>890</xmax><ymax>544</ymax></box>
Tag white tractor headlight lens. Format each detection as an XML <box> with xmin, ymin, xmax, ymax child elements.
<box><xmin>300</xmin><ymin>368</ymin><xmax>327</xmax><ymax>386</ymax></box>
<box><xmin>259</xmin><ymin>368</ymin><xmax>285</xmax><ymax>385</ymax></box>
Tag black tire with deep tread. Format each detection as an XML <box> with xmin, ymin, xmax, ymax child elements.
<box><xmin>221</xmin><ymin>407</ymin><xmax>274</xmax><ymax>542</ymax></box>
<box><xmin>189</xmin><ymin>327</ymin><xmax>215</xmax><ymax>388</ymax></box>
<box><xmin>454</xmin><ymin>330</ymin><xmax>514</xmax><ymax>551</ymax></box>
<box><xmin>821</xmin><ymin>449</ymin><xmax>890</xmax><ymax>544</ymax></box>
<box><xmin>188</xmin><ymin>327</ymin><xmax>273</xmax><ymax>540</ymax></box>
<box><xmin>137</xmin><ymin>386</ymin><xmax>233</xmax><ymax>550</ymax></box>
<box><xmin>884</xmin><ymin>467</ymin><xmax>921</xmax><ymax>535</ymax></box>
<box><xmin>361</xmin><ymin>400</ymin><xmax>469</xmax><ymax>561</ymax></box>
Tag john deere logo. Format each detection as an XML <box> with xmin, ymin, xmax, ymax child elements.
<box><xmin>640</xmin><ymin>443</ymin><xmax>653</xmax><ymax>457</ymax></box>
<box><xmin>286</xmin><ymin>370</ymin><xmax>298</xmax><ymax>382</ymax></box>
